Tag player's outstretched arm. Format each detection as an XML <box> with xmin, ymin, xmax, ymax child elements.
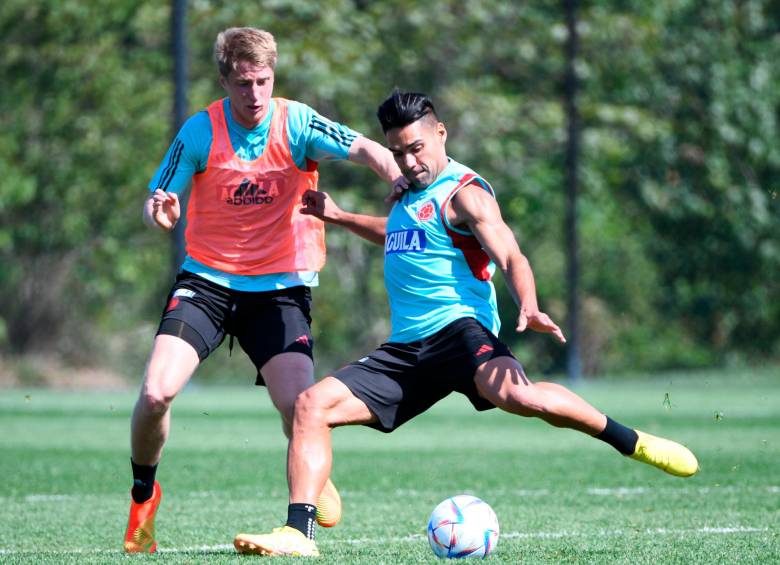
<box><xmin>347</xmin><ymin>136</ymin><xmax>409</xmax><ymax>202</ymax></box>
<box><xmin>301</xmin><ymin>189</ymin><xmax>387</xmax><ymax>246</ymax></box>
<box><xmin>450</xmin><ymin>185</ymin><xmax>566</xmax><ymax>343</ymax></box>
<box><xmin>142</xmin><ymin>189</ymin><xmax>180</xmax><ymax>232</ymax></box>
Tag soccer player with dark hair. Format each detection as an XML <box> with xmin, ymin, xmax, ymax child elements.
<box><xmin>123</xmin><ymin>28</ymin><xmax>408</xmax><ymax>553</ymax></box>
<box><xmin>232</xmin><ymin>90</ymin><xmax>699</xmax><ymax>557</ymax></box>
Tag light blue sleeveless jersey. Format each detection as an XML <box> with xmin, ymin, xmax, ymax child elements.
<box><xmin>384</xmin><ymin>159</ymin><xmax>500</xmax><ymax>343</ymax></box>
<box><xmin>148</xmin><ymin>98</ymin><xmax>359</xmax><ymax>291</ymax></box>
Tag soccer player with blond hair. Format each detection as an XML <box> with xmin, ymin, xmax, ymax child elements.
<box><xmin>123</xmin><ymin>27</ymin><xmax>407</xmax><ymax>553</ymax></box>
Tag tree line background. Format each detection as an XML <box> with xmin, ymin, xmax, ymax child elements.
<box><xmin>1</xmin><ymin>0</ymin><xmax>778</xmax><ymax>385</ymax></box>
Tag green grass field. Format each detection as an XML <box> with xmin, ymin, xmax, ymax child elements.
<box><xmin>1</xmin><ymin>369</ymin><xmax>778</xmax><ymax>564</ymax></box>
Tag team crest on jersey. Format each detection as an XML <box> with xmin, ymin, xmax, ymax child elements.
<box><xmin>385</xmin><ymin>229</ymin><xmax>427</xmax><ymax>254</ymax></box>
<box><xmin>417</xmin><ymin>201</ymin><xmax>435</xmax><ymax>222</ymax></box>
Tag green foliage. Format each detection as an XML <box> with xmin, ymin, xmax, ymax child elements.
<box><xmin>0</xmin><ymin>0</ymin><xmax>173</xmax><ymax>360</ymax></box>
<box><xmin>582</xmin><ymin>1</ymin><xmax>780</xmax><ymax>366</ymax></box>
<box><xmin>1</xmin><ymin>0</ymin><xmax>778</xmax><ymax>376</ymax></box>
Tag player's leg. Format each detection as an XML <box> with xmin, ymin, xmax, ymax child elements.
<box><xmin>125</xmin><ymin>274</ymin><xmax>230</xmax><ymax>553</ymax></box>
<box><xmin>262</xmin><ymin>352</ymin><xmax>342</xmax><ymax>527</ymax></box>
<box><xmin>475</xmin><ymin>356</ymin><xmax>606</xmax><ymax>432</ymax></box>
<box><xmin>238</xmin><ymin>286</ymin><xmax>343</xmax><ymax>528</ymax></box>
<box><xmin>131</xmin><ymin>335</ymin><xmax>200</xmax><ymax>465</ymax></box>
<box><xmin>237</xmin><ymin>286</ymin><xmax>317</xmax><ymax>439</ymax></box>
<box><xmin>474</xmin><ymin>356</ymin><xmax>698</xmax><ymax>477</ymax></box>
<box><xmin>288</xmin><ymin>376</ymin><xmax>376</xmax><ymax>503</ymax></box>
<box><xmin>261</xmin><ymin>352</ymin><xmax>314</xmax><ymax>439</ymax></box>
<box><xmin>125</xmin><ymin>334</ymin><xmax>200</xmax><ymax>553</ymax></box>
<box><xmin>233</xmin><ymin>376</ymin><xmax>375</xmax><ymax>556</ymax></box>
<box><xmin>234</xmin><ymin>343</ymin><xmax>427</xmax><ymax>556</ymax></box>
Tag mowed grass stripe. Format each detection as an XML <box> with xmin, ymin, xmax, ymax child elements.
<box><xmin>1</xmin><ymin>371</ymin><xmax>778</xmax><ymax>563</ymax></box>
<box><xmin>4</xmin><ymin>483</ymin><xmax>780</xmax><ymax>504</ymax></box>
<box><xmin>0</xmin><ymin>524</ymin><xmax>771</xmax><ymax>556</ymax></box>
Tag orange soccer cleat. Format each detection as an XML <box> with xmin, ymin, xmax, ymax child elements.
<box><xmin>123</xmin><ymin>481</ymin><xmax>162</xmax><ymax>553</ymax></box>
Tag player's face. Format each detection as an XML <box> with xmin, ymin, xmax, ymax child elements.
<box><xmin>386</xmin><ymin>118</ymin><xmax>448</xmax><ymax>190</ymax></box>
<box><xmin>220</xmin><ymin>61</ymin><xmax>275</xmax><ymax>129</ymax></box>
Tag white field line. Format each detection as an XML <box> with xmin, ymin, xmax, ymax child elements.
<box><xmin>11</xmin><ymin>484</ymin><xmax>780</xmax><ymax>504</ymax></box>
<box><xmin>0</xmin><ymin>526</ymin><xmax>770</xmax><ymax>556</ymax></box>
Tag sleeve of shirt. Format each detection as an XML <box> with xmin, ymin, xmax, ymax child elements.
<box><xmin>147</xmin><ymin>111</ymin><xmax>212</xmax><ymax>195</ymax></box>
<box><xmin>286</xmin><ymin>101</ymin><xmax>361</xmax><ymax>168</ymax></box>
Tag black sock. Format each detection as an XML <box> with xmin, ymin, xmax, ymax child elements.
<box><xmin>286</xmin><ymin>503</ymin><xmax>317</xmax><ymax>540</ymax></box>
<box><xmin>130</xmin><ymin>459</ymin><xmax>158</xmax><ymax>503</ymax></box>
<box><xmin>595</xmin><ymin>416</ymin><xmax>639</xmax><ymax>455</ymax></box>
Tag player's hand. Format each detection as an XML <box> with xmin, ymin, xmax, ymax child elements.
<box><xmin>384</xmin><ymin>175</ymin><xmax>410</xmax><ymax>203</ymax></box>
<box><xmin>151</xmin><ymin>189</ymin><xmax>180</xmax><ymax>231</ymax></box>
<box><xmin>301</xmin><ymin>190</ymin><xmax>343</xmax><ymax>223</ymax></box>
<box><xmin>517</xmin><ymin>308</ymin><xmax>566</xmax><ymax>343</ymax></box>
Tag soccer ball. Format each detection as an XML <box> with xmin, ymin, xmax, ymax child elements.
<box><xmin>427</xmin><ymin>495</ymin><xmax>499</xmax><ymax>559</ymax></box>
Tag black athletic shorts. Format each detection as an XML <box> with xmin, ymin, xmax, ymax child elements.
<box><xmin>331</xmin><ymin>317</ymin><xmax>517</xmax><ymax>433</ymax></box>
<box><xmin>156</xmin><ymin>271</ymin><xmax>314</xmax><ymax>385</ymax></box>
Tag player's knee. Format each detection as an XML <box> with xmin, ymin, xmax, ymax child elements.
<box><xmin>139</xmin><ymin>372</ymin><xmax>178</xmax><ymax>416</ymax></box>
<box><xmin>141</xmin><ymin>359</ymin><xmax>188</xmax><ymax>412</ymax></box>
<box><xmin>139</xmin><ymin>386</ymin><xmax>175</xmax><ymax>416</ymax></box>
<box><xmin>293</xmin><ymin>388</ymin><xmax>330</xmax><ymax>428</ymax></box>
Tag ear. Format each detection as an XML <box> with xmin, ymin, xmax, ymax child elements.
<box><xmin>437</xmin><ymin>122</ymin><xmax>447</xmax><ymax>145</ymax></box>
<box><xmin>219</xmin><ymin>74</ymin><xmax>228</xmax><ymax>90</ymax></box>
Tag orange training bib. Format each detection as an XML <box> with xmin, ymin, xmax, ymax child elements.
<box><xmin>185</xmin><ymin>98</ymin><xmax>326</xmax><ymax>275</ymax></box>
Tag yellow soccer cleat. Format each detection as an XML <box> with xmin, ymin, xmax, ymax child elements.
<box><xmin>629</xmin><ymin>430</ymin><xmax>700</xmax><ymax>477</ymax></box>
<box><xmin>316</xmin><ymin>478</ymin><xmax>342</xmax><ymax>527</ymax></box>
<box><xmin>123</xmin><ymin>481</ymin><xmax>162</xmax><ymax>553</ymax></box>
<box><xmin>234</xmin><ymin>526</ymin><xmax>320</xmax><ymax>557</ymax></box>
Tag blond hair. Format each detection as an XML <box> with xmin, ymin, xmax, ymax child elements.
<box><xmin>214</xmin><ymin>27</ymin><xmax>277</xmax><ymax>77</ymax></box>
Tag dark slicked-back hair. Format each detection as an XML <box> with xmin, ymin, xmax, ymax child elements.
<box><xmin>376</xmin><ymin>90</ymin><xmax>438</xmax><ymax>133</ymax></box>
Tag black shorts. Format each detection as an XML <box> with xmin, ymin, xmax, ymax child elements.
<box><xmin>156</xmin><ymin>271</ymin><xmax>314</xmax><ymax>385</ymax></box>
<box><xmin>331</xmin><ymin>317</ymin><xmax>516</xmax><ymax>432</ymax></box>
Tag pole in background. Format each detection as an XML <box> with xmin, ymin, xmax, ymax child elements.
<box><xmin>171</xmin><ymin>0</ymin><xmax>188</xmax><ymax>272</ymax></box>
<box><xmin>564</xmin><ymin>0</ymin><xmax>582</xmax><ymax>382</ymax></box>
